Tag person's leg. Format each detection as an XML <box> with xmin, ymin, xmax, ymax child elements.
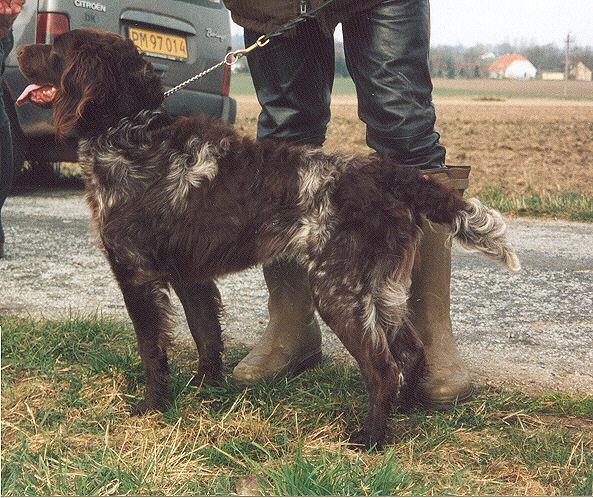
<box><xmin>233</xmin><ymin>22</ymin><xmax>334</xmax><ymax>382</ymax></box>
<box><xmin>343</xmin><ymin>0</ymin><xmax>445</xmax><ymax>167</ymax></box>
<box><xmin>407</xmin><ymin>168</ymin><xmax>473</xmax><ymax>405</ymax></box>
<box><xmin>0</xmin><ymin>95</ymin><xmax>12</xmax><ymax>258</ymax></box>
<box><xmin>1</xmin><ymin>34</ymin><xmax>15</xmax><ymax>258</ymax></box>
<box><xmin>343</xmin><ymin>0</ymin><xmax>472</xmax><ymax>405</ymax></box>
<box><xmin>243</xmin><ymin>22</ymin><xmax>335</xmax><ymax>145</ymax></box>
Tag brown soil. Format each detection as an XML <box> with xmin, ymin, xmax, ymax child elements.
<box><xmin>234</xmin><ymin>96</ymin><xmax>593</xmax><ymax>197</ymax></box>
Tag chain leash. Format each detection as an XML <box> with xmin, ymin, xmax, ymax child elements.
<box><xmin>163</xmin><ymin>35</ymin><xmax>269</xmax><ymax>98</ymax></box>
<box><xmin>163</xmin><ymin>0</ymin><xmax>340</xmax><ymax>99</ymax></box>
<box><xmin>164</xmin><ymin>60</ymin><xmax>226</xmax><ymax>98</ymax></box>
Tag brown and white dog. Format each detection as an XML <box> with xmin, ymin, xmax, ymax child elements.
<box><xmin>17</xmin><ymin>29</ymin><xmax>519</xmax><ymax>448</ymax></box>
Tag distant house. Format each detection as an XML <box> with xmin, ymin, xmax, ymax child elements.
<box><xmin>571</xmin><ymin>62</ymin><xmax>592</xmax><ymax>81</ymax></box>
<box><xmin>542</xmin><ymin>72</ymin><xmax>565</xmax><ymax>81</ymax></box>
<box><xmin>480</xmin><ymin>52</ymin><xmax>496</xmax><ymax>62</ymax></box>
<box><xmin>489</xmin><ymin>54</ymin><xmax>537</xmax><ymax>80</ymax></box>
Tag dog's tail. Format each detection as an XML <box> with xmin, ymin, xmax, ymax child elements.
<box><xmin>409</xmin><ymin>175</ymin><xmax>521</xmax><ymax>272</ymax></box>
<box><xmin>449</xmin><ymin>197</ymin><xmax>521</xmax><ymax>272</ymax></box>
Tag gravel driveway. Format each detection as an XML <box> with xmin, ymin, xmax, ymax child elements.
<box><xmin>1</xmin><ymin>188</ymin><xmax>592</xmax><ymax>394</ymax></box>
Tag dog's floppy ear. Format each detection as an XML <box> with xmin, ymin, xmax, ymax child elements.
<box><xmin>52</xmin><ymin>37</ymin><xmax>163</xmax><ymax>138</ymax></box>
<box><xmin>52</xmin><ymin>46</ymin><xmax>114</xmax><ymax>139</ymax></box>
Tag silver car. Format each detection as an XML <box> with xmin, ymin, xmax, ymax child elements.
<box><xmin>2</xmin><ymin>0</ymin><xmax>236</xmax><ymax>173</ymax></box>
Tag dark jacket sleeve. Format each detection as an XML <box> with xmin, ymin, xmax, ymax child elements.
<box><xmin>222</xmin><ymin>0</ymin><xmax>299</xmax><ymax>34</ymax></box>
<box><xmin>222</xmin><ymin>0</ymin><xmax>382</xmax><ymax>36</ymax></box>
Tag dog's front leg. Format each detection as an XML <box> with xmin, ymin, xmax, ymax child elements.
<box><xmin>173</xmin><ymin>281</ymin><xmax>224</xmax><ymax>385</ymax></box>
<box><xmin>108</xmin><ymin>256</ymin><xmax>174</xmax><ymax>414</ymax></box>
<box><xmin>119</xmin><ymin>278</ymin><xmax>174</xmax><ymax>414</ymax></box>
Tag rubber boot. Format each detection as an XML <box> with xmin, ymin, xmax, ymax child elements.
<box><xmin>232</xmin><ymin>257</ymin><xmax>322</xmax><ymax>382</ymax></box>
<box><xmin>411</xmin><ymin>166</ymin><xmax>474</xmax><ymax>406</ymax></box>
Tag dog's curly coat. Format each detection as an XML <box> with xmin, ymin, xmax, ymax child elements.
<box><xmin>17</xmin><ymin>29</ymin><xmax>519</xmax><ymax>448</ymax></box>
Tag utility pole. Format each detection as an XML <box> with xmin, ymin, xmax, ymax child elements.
<box><xmin>564</xmin><ymin>32</ymin><xmax>572</xmax><ymax>96</ymax></box>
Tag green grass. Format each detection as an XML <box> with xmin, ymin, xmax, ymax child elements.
<box><xmin>1</xmin><ymin>315</ymin><xmax>592</xmax><ymax>495</ymax></box>
<box><xmin>430</xmin><ymin>87</ymin><xmax>593</xmax><ymax>101</ymax></box>
<box><xmin>477</xmin><ymin>187</ymin><xmax>593</xmax><ymax>222</ymax></box>
<box><xmin>264</xmin><ymin>448</ymin><xmax>423</xmax><ymax>495</ymax></box>
<box><xmin>230</xmin><ymin>74</ymin><xmax>402</xmax><ymax>97</ymax></box>
<box><xmin>230</xmin><ymin>74</ymin><xmax>593</xmax><ymax>100</ymax></box>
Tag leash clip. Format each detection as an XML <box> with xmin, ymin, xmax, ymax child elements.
<box><xmin>225</xmin><ymin>35</ymin><xmax>269</xmax><ymax>65</ymax></box>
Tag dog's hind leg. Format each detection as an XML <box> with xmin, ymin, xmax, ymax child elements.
<box><xmin>377</xmin><ymin>276</ymin><xmax>426</xmax><ymax>410</ymax></box>
<box><xmin>386</xmin><ymin>321</ymin><xmax>426</xmax><ymax>410</ymax></box>
<box><xmin>372</xmin><ymin>246</ymin><xmax>425</xmax><ymax>410</ymax></box>
<box><xmin>308</xmin><ymin>267</ymin><xmax>406</xmax><ymax>449</ymax></box>
<box><xmin>172</xmin><ymin>281</ymin><xmax>224</xmax><ymax>385</ymax></box>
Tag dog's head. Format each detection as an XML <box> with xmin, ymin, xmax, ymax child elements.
<box><xmin>17</xmin><ymin>28</ymin><xmax>164</xmax><ymax>138</ymax></box>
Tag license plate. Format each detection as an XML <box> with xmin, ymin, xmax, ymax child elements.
<box><xmin>128</xmin><ymin>27</ymin><xmax>188</xmax><ymax>61</ymax></box>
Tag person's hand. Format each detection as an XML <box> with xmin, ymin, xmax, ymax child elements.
<box><xmin>0</xmin><ymin>0</ymin><xmax>24</xmax><ymax>37</ymax></box>
<box><xmin>0</xmin><ymin>0</ymin><xmax>25</xmax><ymax>16</ymax></box>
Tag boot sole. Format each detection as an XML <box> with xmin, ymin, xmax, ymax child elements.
<box><xmin>233</xmin><ymin>349</ymin><xmax>323</xmax><ymax>384</ymax></box>
<box><xmin>283</xmin><ymin>349</ymin><xmax>323</xmax><ymax>378</ymax></box>
<box><xmin>418</xmin><ymin>384</ymin><xmax>475</xmax><ymax>410</ymax></box>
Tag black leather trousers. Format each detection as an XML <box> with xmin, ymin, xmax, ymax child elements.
<box><xmin>244</xmin><ymin>0</ymin><xmax>446</xmax><ymax>167</ymax></box>
<box><xmin>1</xmin><ymin>31</ymin><xmax>15</xmax><ymax>246</ymax></box>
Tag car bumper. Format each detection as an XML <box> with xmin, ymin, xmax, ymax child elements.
<box><xmin>164</xmin><ymin>87</ymin><xmax>236</xmax><ymax>125</ymax></box>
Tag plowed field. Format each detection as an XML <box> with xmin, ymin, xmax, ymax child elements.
<box><xmin>234</xmin><ymin>95</ymin><xmax>593</xmax><ymax>197</ymax></box>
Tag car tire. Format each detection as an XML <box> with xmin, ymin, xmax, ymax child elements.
<box><xmin>30</xmin><ymin>161</ymin><xmax>57</xmax><ymax>183</ymax></box>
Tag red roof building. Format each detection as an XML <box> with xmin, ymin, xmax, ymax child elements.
<box><xmin>489</xmin><ymin>53</ymin><xmax>537</xmax><ymax>80</ymax></box>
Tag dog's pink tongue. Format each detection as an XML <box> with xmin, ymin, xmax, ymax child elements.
<box><xmin>16</xmin><ymin>84</ymin><xmax>43</xmax><ymax>105</ymax></box>
<box><xmin>16</xmin><ymin>84</ymin><xmax>56</xmax><ymax>106</ymax></box>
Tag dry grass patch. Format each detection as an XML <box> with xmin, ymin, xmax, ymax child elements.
<box><xmin>2</xmin><ymin>315</ymin><xmax>592</xmax><ymax>495</ymax></box>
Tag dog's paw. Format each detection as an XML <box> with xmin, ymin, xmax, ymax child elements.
<box><xmin>396</xmin><ymin>385</ymin><xmax>419</xmax><ymax>413</ymax></box>
<box><xmin>192</xmin><ymin>366</ymin><xmax>223</xmax><ymax>387</ymax></box>
<box><xmin>131</xmin><ymin>399</ymin><xmax>169</xmax><ymax>416</ymax></box>
<box><xmin>347</xmin><ymin>428</ymin><xmax>385</xmax><ymax>451</ymax></box>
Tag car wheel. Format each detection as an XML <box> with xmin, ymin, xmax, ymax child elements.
<box><xmin>29</xmin><ymin>161</ymin><xmax>57</xmax><ymax>183</ymax></box>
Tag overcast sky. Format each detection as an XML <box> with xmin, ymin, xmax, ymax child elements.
<box><xmin>429</xmin><ymin>0</ymin><xmax>592</xmax><ymax>47</ymax></box>
<box><xmin>231</xmin><ymin>0</ymin><xmax>593</xmax><ymax>47</ymax></box>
